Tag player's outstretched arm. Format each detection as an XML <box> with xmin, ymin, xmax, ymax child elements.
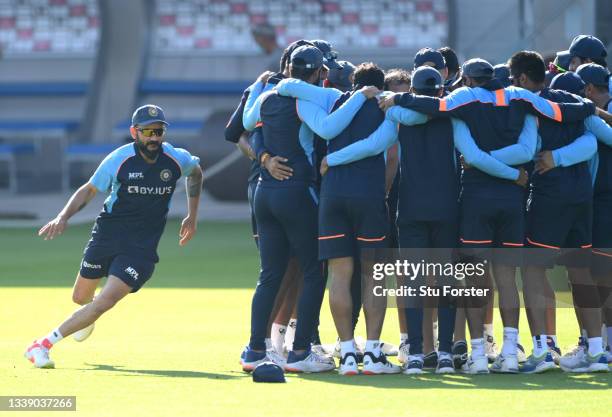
<box><xmin>180</xmin><ymin>165</ymin><xmax>203</xmax><ymax>246</ymax></box>
<box><xmin>38</xmin><ymin>183</ymin><xmax>97</xmax><ymax>240</ymax></box>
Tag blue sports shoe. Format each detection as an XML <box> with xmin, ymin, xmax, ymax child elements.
<box><xmin>241</xmin><ymin>347</ymin><xmax>267</xmax><ymax>372</ymax></box>
<box><xmin>519</xmin><ymin>351</ymin><xmax>555</xmax><ymax>374</ymax></box>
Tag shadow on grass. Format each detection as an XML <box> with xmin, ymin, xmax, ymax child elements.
<box><xmin>294</xmin><ymin>369</ymin><xmax>611</xmax><ymax>390</ymax></box>
<box><xmin>81</xmin><ymin>363</ymin><xmax>247</xmax><ymax>380</ymax></box>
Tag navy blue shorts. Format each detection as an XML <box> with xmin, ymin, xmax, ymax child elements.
<box><xmin>318</xmin><ymin>196</ymin><xmax>388</xmax><ymax>261</ymax></box>
<box><xmin>398</xmin><ymin>219</ymin><xmax>459</xmax><ymax>249</ymax></box>
<box><xmin>591</xmin><ymin>200</ymin><xmax>612</xmax><ymax>275</ymax></box>
<box><xmin>80</xmin><ymin>244</ymin><xmax>155</xmax><ymax>293</ymax></box>
<box><xmin>525</xmin><ymin>195</ymin><xmax>592</xmax><ymax>268</ymax></box>
<box><xmin>459</xmin><ymin>195</ymin><xmax>524</xmax><ymax>265</ymax></box>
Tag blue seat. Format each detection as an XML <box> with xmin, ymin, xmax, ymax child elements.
<box><xmin>0</xmin><ymin>143</ymin><xmax>36</xmax><ymax>193</ymax></box>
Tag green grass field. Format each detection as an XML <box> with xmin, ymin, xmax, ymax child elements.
<box><xmin>1</xmin><ymin>220</ymin><xmax>610</xmax><ymax>417</ymax></box>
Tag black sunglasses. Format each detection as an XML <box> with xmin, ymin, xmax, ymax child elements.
<box><xmin>137</xmin><ymin>127</ymin><xmax>166</xmax><ymax>137</ymax></box>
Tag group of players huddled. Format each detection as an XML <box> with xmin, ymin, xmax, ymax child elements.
<box><xmin>226</xmin><ymin>35</ymin><xmax>612</xmax><ymax>375</ymax></box>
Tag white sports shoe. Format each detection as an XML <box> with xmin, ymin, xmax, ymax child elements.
<box><xmin>462</xmin><ymin>354</ymin><xmax>490</xmax><ymax>374</ymax></box>
<box><xmin>398</xmin><ymin>342</ymin><xmax>410</xmax><ymax>364</ymax></box>
<box><xmin>285</xmin><ymin>350</ymin><xmax>336</xmax><ymax>373</ymax></box>
<box><xmin>490</xmin><ymin>354</ymin><xmax>519</xmax><ymax>373</ymax></box>
<box><xmin>561</xmin><ymin>352</ymin><xmax>609</xmax><ymax>373</ymax></box>
<box><xmin>266</xmin><ymin>348</ymin><xmax>287</xmax><ymax>368</ymax></box>
<box><xmin>338</xmin><ymin>352</ymin><xmax>359</xmax><ymax>376</ymax></box>
<box><xmin>72</xmin><ymin>323</ymin><xmax>95</xmax><ymax>342</ymax></box>
<box><xmin>403</xmin><ymin>354</ymin><xmax>424</xmax><ymax>375</ymax></box>
<box><xmin>24</xmin><ymin>339</ymin><xmax>54</xmax><ymax>369</ymax></box>
<box><xmin>362</xmin><ymin>351</ymin><xmax>401</xmax><ymax>375</ymax></box>
<box><xmin>380</xmin><ymin>341</ymin><xmax>399</xmax><ymax>356</ymax></box>
<box><xmin>559</xmin><ymin>344</ymin><xmax>587</xmax><ymax>370</ymax></box>
<box><xmin>311</xmin><ymin>344</ymin><xmax>331</xmax><ymax>358</ymax></box>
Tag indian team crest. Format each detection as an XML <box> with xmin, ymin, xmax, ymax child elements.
<box><xmin>148</xmin><ymin>106</ymin><xmax>159</xmax><ymax>117</ymax></box>
<box><xmin>160</xmin><ymin>169</ymin><xmax>172</xmax><ymax>182</ymax></box>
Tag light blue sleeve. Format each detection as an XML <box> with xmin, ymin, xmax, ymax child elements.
<box><xmin>242</xmin><ymin>81</ymin><xmax>268</xmax><ymax>131</ymax></box>
<box><xmin>385</xmin><ymin>106</ymin><xmax>428</xmax><ymax>126</ymax></box>
<box><xmin>164</xmin><ymin>143</ymin><xmax>201</xmax><ymax>177</ymax></box>
<box><xmin>451</xmin><ymin>118</ymin><xmax>519</xmax><ymax>180</ymax></box>
<box><xmin>276</xmin><ymin>78</ymin><xmax>342</xmax><ymax>111</ymax></box>
<box><xmin>489</xmin><ymin>115</ymin><xmax>538</xmax><ymax>165</ymax></box>
<box><xmin>296</xmin><ymin>92</ymin><xmax>367</xmax><ymax>140</ymax></box>
<box><xmin>88</xmin><ymin>145</ymin><xmax>134</xmax><ymax>192</ymax></box>
<box><xmin>584</xmin><ymin>115</ymin><xmax>612</xmax><ymax>147</ymax></box>
<box><xmin>327</xmin><ymin>119</ymin><xmax>398</xmax><ymax>166</ymax></box>
<box><xmin>552</xmin><ymin>131</ymin><xmax>597</xmax><ymax>167</ymax></box>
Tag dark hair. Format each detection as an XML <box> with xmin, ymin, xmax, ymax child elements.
<box><xmin>414</xmin><ymin>87</ymin><xmax>439</xmax><ymax>97</ymax></box>
<box><xmin>577</xmin><ymin>56</ymin><xmax>608</xmax><ymax>68</ymax></box>
<box><xmin>290</xmin><ymin>66</ymin><xmax>319</xmax><ymax>82</ymax></box>
<box><xmin>353</xmin><ymin>62</ymin><xmax>385</xmax><ymax>90</ymax></box>
<box><xmin>438</xmin><ymin>46</ymin><xmax>459</xmax><ymax>72</ymax></box>
<box><xmin>508</xmin><ymin>50</ymin><xmax>546</xmax><ymax>84</ymax></box>
<box><xmin>469</xmin><ymin>76</ymin><xmax>493</xmax><ymax>85</ymax></box>
<box><xmin>280</xmin><ymin>39</ymin><xmax>314</xmax><ymax>73</ymax></box>
<box><xmin>384</xmin><ymin>68</ymin><xmax>411</xmax><ymax>90</ymax></box>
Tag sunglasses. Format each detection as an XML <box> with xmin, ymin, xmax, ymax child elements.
<box><xmin>137</xmin><ymin>127</ymin><xmax>166</xmax><ymax>137</ymax></box>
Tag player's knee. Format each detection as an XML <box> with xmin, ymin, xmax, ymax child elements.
<box><xmin>72</xmin><ymin>292</ymin><xmax>92</xmax><ymax>305</ymax></box>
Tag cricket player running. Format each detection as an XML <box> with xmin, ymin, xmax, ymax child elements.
<box><xmin>25</xmin><ymin>105</ymin><xmax>203</xmax><ymax>368</ymax></box>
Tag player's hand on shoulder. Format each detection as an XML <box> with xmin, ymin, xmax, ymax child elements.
<box><xmin>256</xmin><ymin>71</ymin><xmax>275</xmax><ymax>85</ymax></box>
<box><xmin>358</xmin><ymin>85</ymin><xmax>381</xmax><ymax>100</ymax></box>
<box><xmin>378</xmin><ymin>93</ymin><xmax>398</xmax><ymax>112</ymax></box>
<box><xmin>38</xmin><ymin>215</ymin><xmax>68</xmax><ymax>240</ymax></box>
<box><xmin>179</xmin><ymin>215</ymin><xmax>197</xmax><ymax>246</ymax></box>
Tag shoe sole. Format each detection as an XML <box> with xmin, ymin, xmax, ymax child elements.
<box><xmin>436</xmin><ymin>367</ymin><xmax>455</xmax><ymax>374</ymax></box>
<box><xmin>339</xmin><ymin>370</ymin><xmax>359</xmax><ymax>376</ymax></box>
<box><xmin>362</xmin><ymin>370</ymin><xmax>401</xmax><ymax>375</ymax></box>
<box><xmin>24</xmin><ymin>352</ymin><xmax>55</xmax><ymax>369</ymax></box>
<box><xmin>521</xmin><ymin>363</ymin><xmax>555</xmax><ymax>374</ymax></box>
<box><xmin>403</xmin><ymin>370</ymin><xmax>424</xmax><ymax>375</ymax></box>
<box><xmin>562</xmin><ymin>364</ymin><xmax>610</xmax><ymax>373</ymax></box>
<box><xmin>490</xmin><ymin>368</ymin><xmax>519</xmax><ymax>374</ymax></box>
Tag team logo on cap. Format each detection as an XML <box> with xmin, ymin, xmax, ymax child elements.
<box><xmin>160</xmin><ymin>169</ymin><xmax>172</xmax><ymax>182</ymax></box>
<box><xmin>148</xmin><ymin>107</ymin><xmax>159</xmax><ymax>117</ymax></box>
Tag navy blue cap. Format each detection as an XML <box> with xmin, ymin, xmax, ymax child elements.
<box><xmin>462</xmin><ymin>58</ymin><xmax>494</xmax><ymax>78</ymax></box>
<box><xmin>550</xmin><ymin>71</ymin><xmax>586</xmax><ymax>95</ymax></box>
<box><xmin>291</xmin><ymin>45</ymin><xmax>325</xmax><ymax>69</ymax></box>
<box><xmin>252</xmin><ymin>362</ymin><xmax>286</xmax><ymax>383</ymax></box>
<box><xmin>327</xmin><ymin>60</ymin><xmax>355</xmax><ymax>91</ymax></box>
<box><xmin>414</xmin><ymin>47</ymin><xmax>446</xmax><ymax>70</ymax></box>
<box><xmin>569</xmin><ymin>35</ymin><xmax>607</xmax><ymax>60</ymax></box>
<box><xmin>311</xmin><ymin>39</ymin><xmax>340</xmax><ymax>69</ymax></box>
<box><xmin>554</xmin><ymin>50</ymin><xmax>572</xmax><ymax>71</ymax></box>
<box><xmin>131</xmin><ymin>104</ymin><xmax>168</xmax><ymax>126</ymax></box>
<box><xmin>493</xmin><ymin>64</ymin><xmax>511</xmax><ymax>87</ymax></box>
<box><xmin>576</xmin><ymin>63</ymin><xmax>610</xmax><ymax>86</ymax></box>
<box><xmin>412</xmin><ymin>66</ymin><xmax>443</xmax><ymax>91</ymax></box>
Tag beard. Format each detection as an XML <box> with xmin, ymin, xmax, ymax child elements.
<box><xmin>137</xmin><ymin>139</ymin><xmax>161</xmax><ymax>159</ymax></box>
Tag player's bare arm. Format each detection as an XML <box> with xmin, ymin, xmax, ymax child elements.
<box><xmin>179</xmin><ymin>164</ymin><xmax>203</xmax><ymax>246</ymax></box>
<box><xmin>38</xmin><ymin>183</ymin><xmax>97</xmax><ymax>241</ymax></box>
<box><xmin>237</xmin><ymin>133</ymin><xmax>256</xmax><ymax>160</ymax></box>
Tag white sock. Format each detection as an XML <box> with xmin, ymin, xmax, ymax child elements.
<box><xmin>45</xmin><ymin>328</ymin><xmax>63</xmax><ymax>345</ymax></box>
<box><xmin>265</xmin><ymin>338</ymin><xmax>272</xmax><ymax>350</ymax></box>
<box><xmin>284</xmin><ymin>319</ymin><xmax>297</xmax><ymax>351</ymax></box>
<box><xmin>501</xmin><ymin>327</ymin><xmax>518</xmax><ymax>356</ymax></box>
<box><xmin>270</xmin><ymin>323</ymin><xmax>286</xmax><ymax>353</ymax></box>
<box><xmin>533</xmin><ymin>335</ymin><xmax>547</xmax><ymax>357</ymax></box>
<box><xmin>607</xmin><ymin>327</ymin><xmax>612</xmax><ymax>350</ymax></box>
<box><xmin>547</xmin><ymin>334</ymin><xmax>558</xmax><ymax>347</ymax></box>
<box><xmin>588</xmin><ymin>337</ymin><xmax>604</xmax><ymax>356</ymax></box>
<box><xmin>400</xmin><ymin>333</ymin><xmax>408</xmax><ymax>344</ymax></box>
<box><xmin>365</xmin><ymin>339</ymin><xmax>381</xmax><ymax>356</ymax></box>
<box><xmin>483</xmin><ymin>323</ymin><xmax>494</xmax><ymax>338</ymax></box>
<box><xmin>340</xmin><ymin>339</ymin><xmax>356</xmax><ymax>357</ymax></box>
<box><xmin>470</xmin><ymin>338</ymin><xmax>485</xmax><ymax>358</ymax></box>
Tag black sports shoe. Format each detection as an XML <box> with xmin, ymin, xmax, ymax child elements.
<box><xmin>403</xmin><ymin>355</ymin><xmax>424</xmax><ymax>374</ymax></box>
<box><xmin>436</xmin><ymin>353</ymin><xmax>455</xmax><ymax>374</ymax></box>
<box><xmin>452</xmin><ymin>341</ymin><xmax>468</xmax><ymax>370</ymax></box>
<box><xmin>423</xmin><ymin>351</ymin><xmax>438</xmax><ymax>369</ymax></box>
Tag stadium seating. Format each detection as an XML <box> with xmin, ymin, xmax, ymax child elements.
<box><xmin>0</xmin><ymin>0</ymin><xmax>99</xmax><ymax>55</ymax></box>
<box><xmin>153</xmin><ymin>0</ymin><xmax>448</xmax><ymax>53</ymax></box>
<box><xmin>0</xmin><ymin>143</ymin><xmax>35</xmax><ymax>192</ymax></box>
